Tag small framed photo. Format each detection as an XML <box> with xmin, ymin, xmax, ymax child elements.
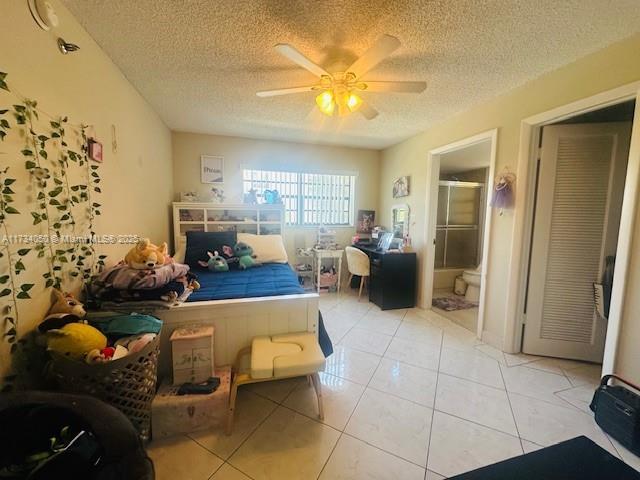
<box><xmin>201</xmin><ymin>155</ymin><xmax>224</xmax><ymax>184</ymax></box>
<box><xmin>392</xmin><ymin>175</ymin><xmax>410</xmax><ymax>198</ymax></box>
<box><xmin>88</xmin><ymin>138</ymin><xmax>103</xmax><ymax>162</ymax></box>
<box><xmin>356</xmin><ymin>209</ymin><xmax>375</xmax><ymax>234</ymax></box>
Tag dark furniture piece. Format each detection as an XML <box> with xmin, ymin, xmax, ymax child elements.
<box><xmin>354</xmin><ymin>245</ymin><xmax>416</xmax><ymax>310</ymax></box>
<box><xmin>449</xmin><ymin>436</ymin><xmax>640</xmax><ymax>480</ymax></box>
<box><xmin>0</xmin><ymin>391</ymin><xmax>154</xmax><ymax>480</ymax></box>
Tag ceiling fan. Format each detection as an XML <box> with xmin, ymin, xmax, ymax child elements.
<box><xmin>256</xmin><ymin>35</ymin><xmax>426</xmax><ymax>120</ymax></box>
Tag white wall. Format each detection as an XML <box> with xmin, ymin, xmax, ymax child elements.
<box><xmin>0</xmin><ymin>2</ymin><xmax>173</xmax><ymax>386</ymax></box>
<box><xmin>171</xmin><ymin>132</ymin><xmax>380</xmax><ymax>263</ymax></box>
<box><xmin>379</xmin><ymin>33</ymin><xmax>640</xmax><ymax>358</ymax></box>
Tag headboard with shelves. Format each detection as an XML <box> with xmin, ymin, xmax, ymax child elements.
<box><xmin>172</xmin><ymin>203</ymin><xmax>285</xmax><ymax>251</ymax></box>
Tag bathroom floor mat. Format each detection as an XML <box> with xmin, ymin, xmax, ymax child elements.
<box><xmin>432</xmin><ymin>295</ymin><xmax>478</xmax><ymax>311</ymax></box>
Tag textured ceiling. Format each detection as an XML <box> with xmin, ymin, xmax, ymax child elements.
<box><xmin>62</xmin><ymin>0</ymin><xmax>640</xmax><ymax>149</ymax></box>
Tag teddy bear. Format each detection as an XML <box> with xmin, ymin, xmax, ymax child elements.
<box><xmin>124</xmin><ymin>238</ymin><xmax>169</xmax><ymax>269</ymax></box>
<box><xmin>37</xmin><ymin>290</ymin><xmax>107</xmax><ymax>361</ymax></box>
<box><xmin>198</xmin><ymin>250</ymin><xmax>229</xmax><ymax>272</ymax></box>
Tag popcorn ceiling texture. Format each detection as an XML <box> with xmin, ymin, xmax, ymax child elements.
<box><xmin>63</xmin><ymin>0</ymin><xmax>640</xmax><ymax>149</ymax></box>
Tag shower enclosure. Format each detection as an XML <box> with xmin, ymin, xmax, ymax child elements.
<box><xmin>435</xmin><ymin>181</ymin><xmax>485</xmax><ymax>269</ymax></box>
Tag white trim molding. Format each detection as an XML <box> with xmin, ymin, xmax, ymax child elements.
<box><xmin>503</xmin><ymin>81</ymin><xmax>640</xmax><ymax>375</ymax></box>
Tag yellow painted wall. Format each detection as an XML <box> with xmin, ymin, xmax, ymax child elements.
<box><xmin>172</xmin><ymin>132</ymin><xmax>380</xmax><ymax>262</ymax></box>
<box><xmin>379</xmin><ymin>34</ymin><xmax>640</xmax><ymax>360</ymax></box>
<box><xmin>0</xmin><ymin>2</ymin><xmax>173</xmax><ymax>384</ymax></box>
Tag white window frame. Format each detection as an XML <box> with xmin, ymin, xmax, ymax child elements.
<box><xmin>242</xmin><ymin>168</ymin><xmax>356</xmax><ymax>227</ymax></box>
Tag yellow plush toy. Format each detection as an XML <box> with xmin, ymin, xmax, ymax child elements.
<box><xmin>47</xmin><ymin>323</ymin><xmax>107</xmax><ymax>360</ymax></box>
<box><xmin>124</xmin><ymin>238</ymin><xmax>169</xmax><ymax>269</ymax></box>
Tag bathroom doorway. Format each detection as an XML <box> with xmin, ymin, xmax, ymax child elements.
<box><xmin>424</xmin><ymin>130</ymin><xmax>498</xmax><ymax>337</ymax></box>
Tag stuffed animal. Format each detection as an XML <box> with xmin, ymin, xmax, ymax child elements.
<box><xmin>198</xmin><ymin>250</ymin><xmax>229</xmax><ymax>272</ymax></box>
<box><xmin>38</xmin><ymin>290</ymin><xmax>87</xmax><ymax>333</ymax></box>
<box><xmin>46</xmin><ymin>323</ymin><xmax>107</xmax><ymax>360</ymax></box>
<box><xmin>233</xmin><ymin>242</ymin><xmax>259</xmax><ymax>270</ymax></box>
<box><xmin>263</xmin><ymin>189</ymin><xmax>282</xmax><ymax>204</ymax></box>
<box><xmin>115</xmin><ymin>333</ymin><xmax>156</xmax><ymax>354</ymax></box>
<box><xmin>124</xmin><ymin>238</ymin><xmax>169</xmax><ymax>269</ymax></box>
<box><xmin>85</xmin><ymin>344</ymin><xmax>128</xmax><ymax>364</ymax></box>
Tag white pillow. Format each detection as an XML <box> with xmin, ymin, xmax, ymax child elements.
<box><xmin>173</xmin><ymin>242</ymin><xmax>186</xmax><ymax>264</ymax></box>
<box><xmin>237</xmin><ymin>233</ymin><xmax>288</xmax><ymax>264</ymax></box>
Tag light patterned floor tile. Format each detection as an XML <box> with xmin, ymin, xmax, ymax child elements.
<box><xmin>189</xmin><ymin>390</ymin><xmax>277</xmax><ymax>460</ymax></box>
<box><xmin>425</xmin><ymin>470</ymin><xmax>446</xmax><ymax>480</ymax></box>
<box><xmin>324</xmin><ymin>345</ymin><xmax>381</xmax><ymax>385</ymax></box>
<box><xmin>427</xmin><ymin>411</ymin><xmax>523</xmax><ymax>478</ymax></box>
<box><xmin>555</xmin><ymin>384</ymin><xmax>597</xmax><ymax>413</ymax></box>
<box><xmin>340</xmin><ymin>328</ymin><xmax>393</xmax><ymax>355</ymax></box>
<box><xmin>319</xmin><ymin>434</ymin><xmax>425</xmax><ymax>480</ymax></box>
<box><xmin>211</xmin><ymin>463</ymin><xmax>252</xmax><ymax>480</ymax></box>
<box><xmin>395</xmin><ymin>320</ymin><xmax>443</xmax><ymax>345</ymax></box>
<box><xmin>370</xmin><ymin>357</ymin><xmax>438</xmax><ymax>407</ymax></box>
<box><xmin>439</xmin><ymin>348</ymin><xmax>504</xmax><ymax>389</ymax></box>
<box><xmin>356</xmin><ymin>312</ymin><xmax>402</xmax><ymax>335</ymax></box>
<box><xmin>345</xmin><ymin>388</ymin><xmax>433</xmax><ymax>466</ymax></box>
<box><xmin>384</xmin><ymin>337</ymin><xmax>441</xmax><ymax>371</ymax></box>
<box><xmin>610</xmin><ymin>437</ymin><xmax>640</xmax><ymax>472</ymax></box>
<box><xmin>246</xmin><ymin>377</ymin><xmax>303</xmax><ymax>403</ymax></box>
<box><xmin>509</xmin><ymin>392</ymin><xmax>616</xmax><ymax>455</ymax></box>
<box><xmin>148</xmin><ymin>435</ymin><xmax>224</xmax><ymax>480</ymax></box>
<box><xmin>435</xmin><ymin>373</ymin><xmax>518</xmax><ymax>435</ymax></box>
<box><xmin>283</xmin><ymin>372</ymin><xmax>365</xmax><ymax>430</ymax></box>
<box><xmin>564</xmin><ymin>363</ymin><xmax>602</xmax><ymax>388</ymax></box>
<box><xmin>521</xmin><ymin>439</ymin><xmax>544</xmax><ymax>453</ymax></box>
<box><xmin>500</xmin><ymin>364</ymin><xmax>572</xmax><ymax>405</ymax></box>
<box><xmin>229</xmin><ymin>406</ymin><xmax>340</xmax><ymax>480</ymax></box>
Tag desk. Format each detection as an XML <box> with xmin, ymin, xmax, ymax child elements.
<box><xmin>354</xmin><ymin>245</ymin><xmax>416</xmax><ymax>310</ymax></box>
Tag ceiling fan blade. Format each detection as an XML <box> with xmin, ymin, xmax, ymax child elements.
<box><xmin>358</xmin><ymin>101</ymin><xmax>379</xmax><ymax>120</ymax></box>
<box><xmin>274</xmin><ymin>44</ymin><xmax>329</xmax><ymax>78</ymax></box>
<box><xmin>347</xmin><ymin>34</ymin><xmax>401</xmax><ymax>78</ymax></box>
<box><xmin>256</xmin><ymin>85</ymin><xmax>317</xmax><ymax>97</ymax></box>
<box><xmin>360</xmin><ymin>80</ymin><xmax>426</xmax><ymax>93</ymax></box>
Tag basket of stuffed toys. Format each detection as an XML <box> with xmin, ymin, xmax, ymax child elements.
<box><xmin>41</xmin><ymin>289</ymin><xmax>162</xmax><ymax>442</ymax></box>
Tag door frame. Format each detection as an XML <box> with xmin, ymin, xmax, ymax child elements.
<box><xmin>504</xmin><ymin>81</ymin><xmax>640</xmax><ymax>374</ymax></box>
<box><xmin>424</xmin><ymin>129</ymin><xmax>498</xmax><ymax>339</ymax></box>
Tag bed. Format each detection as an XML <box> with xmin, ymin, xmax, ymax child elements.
<box><xmin>154</xmin><ymin>203</ymin><xmax>324</xmax><ymax>379</ymax></box>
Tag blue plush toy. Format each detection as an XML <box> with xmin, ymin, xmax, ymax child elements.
<box><xmin>198</xmin><ymin>250</ymin><xmax>229</xmax><ymax>272</ymax></box>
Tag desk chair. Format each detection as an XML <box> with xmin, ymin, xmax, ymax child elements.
<box><xmin>345</xmin><ymin>246</ymin><xmax>370</xmax><ymax>300</ymax></box>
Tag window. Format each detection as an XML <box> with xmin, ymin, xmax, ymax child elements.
<box><xmin>242</xmin><ymin>169</ymin><xmax>355</xmax><ymax>226</ymax></box>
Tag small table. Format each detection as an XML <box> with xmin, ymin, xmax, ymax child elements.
<box><xmin>313</xmin><ymin>248</ymin><xmax>344</xmax><ymax>293</ymax></box>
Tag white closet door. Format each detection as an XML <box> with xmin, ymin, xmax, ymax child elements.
<box><xmin>523</xmin><ymin>122</ymin><xmax>631</xmax><ymax>361</ymax></box>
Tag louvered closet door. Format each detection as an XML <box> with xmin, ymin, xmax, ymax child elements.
<box><xmin>523</xmin><ymin>122</ymin><xmax>631</xmax><ymax>361</ymax></box>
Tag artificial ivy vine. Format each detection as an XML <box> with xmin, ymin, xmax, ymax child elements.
<box><xmin>0</xmin><ymin>71</ymin><xmax>105</xmax><ymax>367</ymax></box>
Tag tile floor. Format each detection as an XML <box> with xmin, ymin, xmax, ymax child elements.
<box><xmin>431</xmin><ymin>288</ymin><xmax>478</xmax><ymax>334</ymax></box>
<box><xmin>148</xmin><ymin>290</ymin><xmax>640</xmax><ymax>479</ymax></box>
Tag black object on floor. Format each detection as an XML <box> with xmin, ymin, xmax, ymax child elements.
<box><xmin>448</xmin><ymin>436</ymin><xmax>640</xmax><ymax>480</ymax></box>
<box><xmin>177</xmin><ymin>377</ymin><xmax>220</xmax><ymax>395</ymax></box>
<box><xmin>0</xmin><ymin>391</ymin><xmax>154</xmax><ymax>480</ymax></box>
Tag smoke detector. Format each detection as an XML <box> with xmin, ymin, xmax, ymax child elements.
<box><xmin>28</xmin><ymin>0</ymin><xmax>60</xmax><ymax>31</ymax></box>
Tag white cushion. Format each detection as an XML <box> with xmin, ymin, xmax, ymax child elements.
<box><xmin>173</xmin><ymin>242</ymin><xmax>186</xmax><ymax>264</ymax></box>
<box><xmin>237</xmin><ymin>233</ymin><xmax>288</xmax><ymax>264</ymax></box>
<box><xmin>250</xmin><ymin>332</ymin><xmax>325</xmax><ymax>379</ymax></box>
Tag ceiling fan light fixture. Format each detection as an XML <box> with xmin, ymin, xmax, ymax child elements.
<box><xmin>316</xmin><ymin>90</ymin><xmax>335</xmax><ymax>116</ymax></box>
<box><xmin>347</xmin><ymin>92</ymin><xmax>362</xmax><ymax>112</ymax></box>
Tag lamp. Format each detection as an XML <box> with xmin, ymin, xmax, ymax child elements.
<box><xmin>315</xmin><ymin>89</ymin><xmax>362</xmax><ymax>117</ymax></box>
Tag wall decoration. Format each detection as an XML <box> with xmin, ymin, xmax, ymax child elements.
<box><xmin>0</xmin><ymin>71</ymin><xmax>105</xmax><ymax>390</ymax></box>
<box><xmin>392</xmin><ymin>175</ymin><xmax>410</xmax><ymax>198</ymax></box>
<box><xmin>356</xmin><ymin>209</ymin><xmax>375</xmax><ymax>234</ymax></box>
<box><xmin>201</xmin><ymin>155</ymin><xmax>224</xmax><ymax>183</ymax></box>
<box><xmin>490</xmin><ymin>168</ymin><xmax>516</xmax><ymax>216</ymax></box>
<box><xmin>88</xmin><ymin>138</ymin><xmax>103</xmax><ymax>162</ymax></box>
<box><xmin>210</xmin><ymin>187</ymin><xmax>225</xmax><ymax>203</ymax></box>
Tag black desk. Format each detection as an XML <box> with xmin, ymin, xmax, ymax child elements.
<box><xmin>353</xmin><ymin>245</ymin><xmax>417</xmax><ymax>310</ymax></box>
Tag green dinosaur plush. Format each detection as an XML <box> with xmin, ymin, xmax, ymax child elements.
<box><xmin>233</xmin><ymin>242</ymin><xmax>259</xmax><ymax>269</ymax></box>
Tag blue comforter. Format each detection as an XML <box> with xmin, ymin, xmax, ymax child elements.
<box><xmin>187</xmin><ymin>263</ymin><xmax>304</xmax><ymax>302</ymax></box>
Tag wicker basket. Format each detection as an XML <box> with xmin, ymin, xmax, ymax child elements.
<box><xmin>48</xmin><ymin>333</ymin><xmax>160</xmax><ymax>441</ymax></box>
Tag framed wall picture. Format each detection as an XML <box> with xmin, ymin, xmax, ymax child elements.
<box><xmin>201</xmin><ymin>155</ymin><xmax>224</xmax><ymax>184</ymax></box>
<box><xmin>356</xmin><ymin>209</ymin><xmax>375</xmax><ymax>234</ymax></box>
<box><xmin>392</xmin><ymin>175</ymin><xmax>410</xmax><ymax>198</ymax></box>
